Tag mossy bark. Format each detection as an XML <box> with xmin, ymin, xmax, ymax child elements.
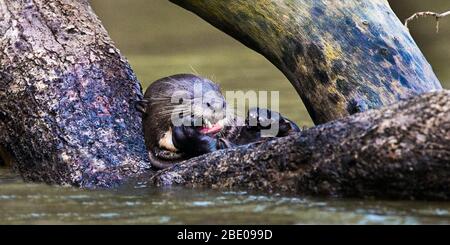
<box><xmin>170</xmin><ymin>0</ymin><xmax>442</xmax><ymax>124</ymax></box>
<box><xmin>0</xmin><ymin>0</ymin><xmax>150</xmax><ymax>187</ymax></box>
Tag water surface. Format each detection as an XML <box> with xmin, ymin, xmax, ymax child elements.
<box><xmin>2</xmin><ymin>168</ymin><xmax>450</xmax><ymax>225</ymax></box>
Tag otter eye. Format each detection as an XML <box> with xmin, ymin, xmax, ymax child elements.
<box><xmin>206</xmin><ymin>102</ymin><xmax>211</xmax><ymax>107</ymax></box>
<box><xmin>179</xmin><ymin>98</ymin><xmax>184</xmax><ymax>104</ymax></box>
<box><xmin>178</xmin><ymin>112</ymin><xmax>183</xmax><ymax>118</ymax></box>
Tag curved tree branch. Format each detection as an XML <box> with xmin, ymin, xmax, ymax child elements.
<box><xmin>170</xmin><ymin>0</ymin><xmax>442</xmax><ymax>124</ymax></box>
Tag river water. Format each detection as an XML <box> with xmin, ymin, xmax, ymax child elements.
<box><xmin>2</xmin><ymin>168</ymin><xmax>450</xmax><ymax>224</ymax></box>
<box><xmin>1</xmin><ymin>0</ymin><xmax>449</xmax><ymax>224</ymax></box>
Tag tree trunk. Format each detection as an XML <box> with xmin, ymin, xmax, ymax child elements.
<box><xmin>0</xmin><ymin>0</ymin><xmax>150</xmax><ymax>188</ymax></box>
<box><xmin>150</xmin><ymin>91</ymin><xmax>450</xmax><ymax>200</ymax></box>
<box><xmin>170</xmin><ymin>0</ymin><xmax>443</xmax><ymax>124</ymax></box>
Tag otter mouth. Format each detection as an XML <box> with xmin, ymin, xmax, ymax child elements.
<box><xmin>200</xmin><ymin>118</ymin><xmax>223</xmax><ymax>135</ymax></box>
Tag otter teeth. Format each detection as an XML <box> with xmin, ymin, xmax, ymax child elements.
<box><xmin>204</xmin><ymin>119</ymin><xmax>213</xmax><ymax>128</ymax></box>
<box><xmin>217</xmin><ymin>119</ymin><xmax>226</xmax><ymax>127</ymax></box>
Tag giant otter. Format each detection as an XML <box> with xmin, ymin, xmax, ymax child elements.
<box><xmin>138</xmin><ymin>74</ymin><xmax>300</xmax><ymax>170</ymax></box>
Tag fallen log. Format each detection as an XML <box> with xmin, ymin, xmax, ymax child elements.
<box><xmin>150</xmin><ymin>91</ymin><xmax>450</xmax><ymax>200</ymax></box>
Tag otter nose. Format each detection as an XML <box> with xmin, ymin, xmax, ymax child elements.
<box><xmin>206</xmin><ymin>101</ymin><xmax>223</xmax><ymax>113</ymax></box>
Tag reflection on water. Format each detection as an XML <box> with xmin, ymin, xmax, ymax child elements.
<box><xmin>1</xmin><ymin>168</ymin><xmax>450</xmax><ymax>225</ymax></box>
<box><xmin>1</xmin><ymin>0</ymin><xmax>450</xmax><ymax>224</ymax></box>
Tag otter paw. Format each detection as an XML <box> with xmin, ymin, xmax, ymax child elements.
<box><xmin>172</xmin><ymin>125</ymin><xmax>218</xmax><ymax>157</ymax></box>
<box><xmin>246</xmin><ymin>107</ymin><xmax>301</xmax><ymax>137</ymax></box>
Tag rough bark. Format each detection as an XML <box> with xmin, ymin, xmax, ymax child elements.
<box><xmin>150</xmin><ymin>91</ymin><xmax>450</xmax><ymax>200</ymax></box>
<box><xmin>0</xmin><ymin>0</ymin><xmax>150</xmax><ymax>188</ymax></box>
<box><xmin>170</xmin><ymin>0</ymin><xmax>443</xmax><ymax>124</ymax></box>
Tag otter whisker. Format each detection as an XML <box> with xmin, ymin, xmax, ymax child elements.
<box><xmin>149</xmin><ymin>97</ymin><xmax>194</xmax><ymax>103</ymax></box>
<box><xmin>156</xmin><ymin>109</ymin><xmax>187</xmax><ymax>115</ymax></box>
<box><xmin>189</xmin><ymin>65</ymin><xmax>200</xmax><ymax>76</ymax></box>
<box><xmin>156</xmin><ymin>105</ymin><xmax>191</xmax><ymax>111</ymax></box>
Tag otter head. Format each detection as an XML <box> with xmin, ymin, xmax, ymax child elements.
<box><xmin>143</xmin><ymin>74</ymin><xmax>227</xmax><ymax>153</ymax></box>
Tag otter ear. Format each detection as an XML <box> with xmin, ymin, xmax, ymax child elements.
<box><xmin>135</xmin><ymin>99</ymin><xmax>149</xmax><ymax>114</ymax></box>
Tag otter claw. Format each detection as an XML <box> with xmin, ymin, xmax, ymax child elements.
<box><xmin>247</xmin><ymin>107</ymin><xmax>301</xmax><ymax>137</ymax></box>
